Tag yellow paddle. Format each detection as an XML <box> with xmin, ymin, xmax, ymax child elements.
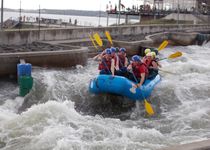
<box><xmin>130</xmin><ymin>70</ymin><xmax>155</xmax><ymax>116</ymax></box>
<box><xmin>144</xmin><ymin>100</ymin><xmax>154</xmax><ymax>116</ymax></box>
<box><xmin>168</xmin><ymin>51</ymin><xmax>182</xmax><ymax>59</ymax></box>
<box><xmin>105</xmin><ymin>31</ymin><xmax>113</xmax><ymax>45</ymax></box>
<box><xmin>93</xmin><ymin>33</ymin><xmax>103</xmax><ymax>47</ymax></box>
<box><xmin>158</xmin><ymin>40</ymin><xmax>169</xmax><ymax>51</ymax></box>
<box><xmin>88</xmin><ymin>33</ymin><xmax>98</xmax><ymax>49</ymax></box>
<box><xmin>159</xmin><ymin>51</ymin><xmax>182</xmax><ymax>61</ymax></box>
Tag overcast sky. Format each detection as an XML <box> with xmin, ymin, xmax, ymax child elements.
<box><xmin>1</xmin><ymin>0</ymin><xmax>144</xmax><ymax>11</ymax></box>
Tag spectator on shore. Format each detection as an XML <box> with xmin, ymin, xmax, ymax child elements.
<box><xmin>74</xmin><ymin>19</ymin><xmax>77</xmax><ymax>26</ymax></box>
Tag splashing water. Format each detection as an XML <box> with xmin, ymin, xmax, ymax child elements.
<box><xmin>1</xmin><ymin>43</ymin><xmax>210</xmax><ymax>150</ymax></box>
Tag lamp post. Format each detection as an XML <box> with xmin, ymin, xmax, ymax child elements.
<box><xmin>177</xmin><ymin>0</ymin><xmax>180</xmax><ymax>25</ymax></box>
<box><xmin>117</xmin><ymin>0</ymin><xmax>121</xmax><ymax>25</ymax></box>
<box><xmin>1</xmin><ymin>0</ymin><xmax>3</xmax><ymax>30</ymax></box>
<box><xmin>19</xmin><ymin>0</ymin><xmax>21</xmax><ymax>29</ymax></box>
<box><xmin>38</xmin><ymin>5</ymin><xmax>40</xmax><ymax>38</ymax></box>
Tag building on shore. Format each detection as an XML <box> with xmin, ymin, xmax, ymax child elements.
<box><xmin>145</xmin><ymin>0</ymin><xmax>210</xmax><ymax>13</ymax></box>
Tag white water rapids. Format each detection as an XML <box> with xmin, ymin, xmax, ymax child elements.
<box><xmin>0</xmin><ymin>43</ymin><xmax>210</xmax><ymax>150</ymax></box>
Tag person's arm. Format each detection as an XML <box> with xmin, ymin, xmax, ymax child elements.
<box><xmin>93</xmin><ymin>50</ymin><xmax>105</xmax><ymax>61</ymax></box>
<box><xmin>150</xmin><ymin>61</ymin><xmax>158</xmax><ymax>69</ymax></box>
<box><xmin>115</xmin><ymin>55</ymin><xmax>119</xmax><ymax>70</ymax></box>
<box><xmin>127</xmin><ymin>63</ymin><xmax>132</xmax><ymax>71</ymax></box>
<box><xmin>137</xmin><ymin>73</ymin><xmax>145</xmax><ymax>87</ymax></box>
<box><xmin>157</xmin><ymin>61</ymin><xmax>162</xmax><ymax>68</ymax></box>
<box><xmin>124</xmin><ymin>57</ymin><xmax>129</xmax><ymax>67</ymax></box>
<box><xmin>111</xmin><ymin>59</ymin><xmax>115</xmax><ymax>76</ymax></box>
<box><xmin>93</xmin><ymin>54</ymin><xmax>100</xmax><ymax>60</ymax></box>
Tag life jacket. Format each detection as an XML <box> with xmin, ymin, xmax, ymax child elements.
<box><xmin>149</xmin><ymin>59</ymin><xmax>158</xmax><ymax>67</ymax></box>
<box><xmin>112</xmin><ymin>55</ymin><xmax>119</xmax><ymax>67</ymax></box>
<box><xmin>142</xmin><ymin>56</ymin><xmax>147</xmax><ymax>63</ymax></box>
<box><xmin>118</xmin><ymin>55</ymin><xmax>126</xmax><ymax>68</ymax></box>
<box><xmin>98</xmin><ymin>57</ymin><xmax>112</xmax><ymax>71</ymax></box>
<box><xmin>144</xmin><ymin>58</ymin><xmax>152</xmax><ymax>68</ymax></box>
<box><xmin>132</xmin><ymin>63</ymin><xmax>148</xmax><ymax>78</ymax></box>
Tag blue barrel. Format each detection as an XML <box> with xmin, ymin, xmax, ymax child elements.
<box><xmin>17</xmin><ymin>64</ymin><xmax>25</xmax><ymax>77</ymax></box>
<box><xmin>17</xmin><ymin>63</ymin><xmax>32</xmax><ymax>77</ymax></box>
<box><xmin>25</xmin><ymin>63</ymin><xmax>32</xmax><ymax>76</ymax></box>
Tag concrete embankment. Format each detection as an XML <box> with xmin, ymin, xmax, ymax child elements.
<box><xmin>0</xmin><ymin>47</ymin><xmax>88</xmax><ymax>77</ymax></box>
<box><xmin>160</xmin><ymin>139</ymin><xmax>210</xmax><ymax>150</ymax></box>
<box><xmin>1</xmin><ymin>24</ymin><xmax>210</xmax><ymax>45</ymax></box>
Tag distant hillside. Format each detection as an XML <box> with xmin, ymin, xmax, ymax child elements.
<box><xmin>4</xmin><ymin>8</ymin><xmax>107</xmax><ymax>17</ymax></box>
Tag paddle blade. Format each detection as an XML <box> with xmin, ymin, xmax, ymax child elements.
<box><xmin>144</xmin><ymin>100</ymin><xmax>154</xmax><ymax>116</ymax></box>
<box><xmin>105</xmin><ymin>31</ymin><xmax>113</xmax><ymax>45</ymax></box>
<box><xmin>158</xmin><ymin>40</ymin><xmax>168</xmax><ymax>51</ymax></box>
<box><xmin>93</xmin><ymin>33</ymin><xmax>103</xmax><ymax>47</ymax></box>
<box><xmin>88</xmin><ymin>34</ymin><xmax>98</xmax><ymax>49</ymax></box>
<box><xmin>168</xmin><ymin>51</ymin><xmax>182</xmax><ymax>59</ymax></box>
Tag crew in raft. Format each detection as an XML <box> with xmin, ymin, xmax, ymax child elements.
<box><xmin>127</xmin><ymin>55</ymin><xmax>149</xmax><ymax>88</ymax></box>
<box><xmin>97</xmin><ymin>47</ymin><xmax>160</xmax><ymax>83</ymax></box>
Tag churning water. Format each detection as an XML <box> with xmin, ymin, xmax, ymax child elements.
<box><xmin>1</xmin><ymin>43</ymin><xmax>210</xmax><ymax>150</ymax></box>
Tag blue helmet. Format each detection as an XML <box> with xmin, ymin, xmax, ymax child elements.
<box><xmin>132</xmin><ymin>55</ymin><xmax>141</xmax><ymax>62</ymax></box>
<box><xmin>119</xmin><ymin>48</ymin><xmax>126</xmax><ymax>53</ymax></box>
<box><xmin>110</xmin><ymin>47</ymin><xmax>116</xmax><ymax>53</ymax></box>
<box><xmin>105</xmin><ymin>48</ymin><xmax>111</xmax><ymax>54</ymax></box>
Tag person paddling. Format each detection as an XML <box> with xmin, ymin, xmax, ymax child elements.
<box><xmin>142</xmin><ymin>48</ymin><xmax>151</xmax><ymax>63</ymax></box>
<box><xmin>117</xmin><ymin>47</ymin><xmax>129</xmax><ymax>76</ymax></box>
<box><xmin>146</xmin><ymin>52</ymin><xmax>161</xmax><ymax>79</ymax></box>
<box><xmin>144</xmin><ymin>52</ymin><xmax>153</xmax><ymax>67</ymax></box>
<box><xmin>98</xmin><ymin>48</ymin><xmax>113</xmax><ymax>75</ymax></box>
<box><xmin>127</xmin><ymin>55</ymin><xmax>148</xmax><ymax>88</ymax></box>
<box><xmin>110</xmin><ymin>47</ymin><xmax>120</xmax><ymax>72</ymax></box>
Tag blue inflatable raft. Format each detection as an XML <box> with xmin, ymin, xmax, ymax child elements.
<box><xmin>89</xmin><ymin>75</ymin><xmax>161</xmax><ymax>101</ymax></box>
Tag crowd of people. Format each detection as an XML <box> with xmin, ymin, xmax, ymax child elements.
<box><xmin>94</xmin><ymin>47</ymin><xmax>161</xmax><ymax>88</ymax></box>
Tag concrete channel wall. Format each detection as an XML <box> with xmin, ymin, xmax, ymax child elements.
<box><xmin>0</xmin><ymin>47</ymin><xmax>88</xmax><ymax>77</ymax></box>
<box><xmin>1</xmin><ymin>24</ymin><xmax>210</xmax><ymax>45</ymax></box>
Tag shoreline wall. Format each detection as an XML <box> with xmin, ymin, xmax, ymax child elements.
<box><xmin>1</xmin><ymin>24</ymin><xmax>210</xmax><ymax>45</ymax></box>
<box><xmin>0</xmin><ymin>48</ymin><xmax>88</xmax><ymax>77</ymax></box>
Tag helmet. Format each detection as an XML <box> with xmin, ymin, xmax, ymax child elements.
<box><xmin>132</xmin><ymin>55</ymin><xmax>141</xmax><ymax>62</ymax></box>
<box><xmin>110</xmin><ymin>47</ymin><xmax>116</xmax><ymax>53</ymax></box>
<box><xmin>146</xmin><ymin>52</ymin><xmax>152</xmax><ymax>57</ymax></box>
<box><xmin>119</xmin><ymin>47</ymin><xmax>126</xmax><ymax>53</ymax></box>
<box><xmin>145</xmin><ymin>48</ymin><xmax>151</xmax><ymax>54</ymax></box>
<box><xmin>105</xmin><ymin>48</ymin><xmax>111</xmax><ymax>54</ymax></box>
<box><xmin>151</xmin><ymin>51</ymin><xmax>156</xmax><ymax>58</ymax></box>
